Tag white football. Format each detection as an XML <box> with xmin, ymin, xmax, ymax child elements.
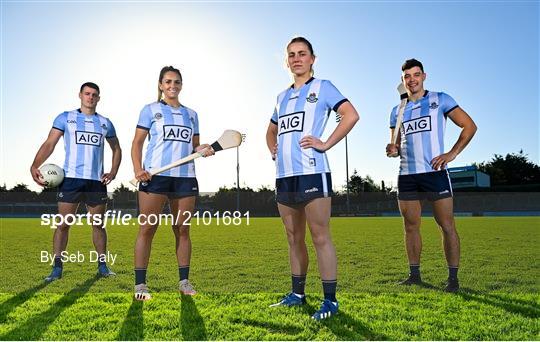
<box><xmin>39</xmin><ymin>164</ymin><xmax>65</xmax><ymax>188</ymax></box>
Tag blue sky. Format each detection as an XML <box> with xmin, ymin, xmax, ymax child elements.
<box><xmin>1</xmin><ymin>1</ymin><xmax>538</xmax><ymax>192</ymax></box>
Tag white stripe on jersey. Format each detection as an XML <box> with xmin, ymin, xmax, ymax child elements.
<box><xmin>301</xmin><ymin>80</ymin><xmax>322</xmax><ymax>175</ymax></box>
<box><xmin>412</xmin><ymin>104</ymin><xmax>426</xmax><ymax>173</ymax></box>
<box><xmin>66</xmin><ymin>111</ymin><xmax>78</xmax><ymax>178</ymax></box>
<box><xmin>83</xmin><ymin>118</ymin><xmax>94</xmax><ymax>179</ymax></box>
<box><xmin>428</xmin><ymin>91</ymin><xmax>441</xmax><ymax>170</ymax></box>
<box><xmin>149</xmin><ymin>102</ymin><xmax>165</xmax><ymax>172</ymax></box>
<box><xmin>281</xmin><ymin>93</ymin><xmax>297</xmax><ymax>176</ymax></box>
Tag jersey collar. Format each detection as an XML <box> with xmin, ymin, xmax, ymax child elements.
<box><xmin>159</xmin><ymin>99</ymin><xmax>184</xmax><ymax>108</ymax></box>
<box><xmin>290</xmin><ymin>76</ymin><xmax>315</xmax><ymax>89</ymax></box>
<box><xmin>407</xmin><ymin>90</ymin><xmax>429</xmax><ymax>103</ymax></box>
<box><xmin>77</xmin><ymin>108</ymin><xmax>97</xmax><ymax>115</ymax></box>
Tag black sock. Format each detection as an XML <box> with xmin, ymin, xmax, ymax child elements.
<box><xmin>54</xmin><ymin>256</ymin><xmax>63</xmax><ymax>268</ymax></box>
<box><xmin>448</xmin><ymin>266</ymin><xmax>458</xmax><ymax>280</ymax></box>
<box><xmin>179</xmin><ymin>266</ymin><xmax>190</xmax><ymax>281</ymax></box>
<box><xmin>98</xmin><ymin>259</ymin><xmax>106</xmax><ymax>267</ymax></box>
<box><xmin>291</xmin><ymin>274</ymin><xmax>306</xmax><ymax>295</ymax></box>
<box><xmin>410</xmin><ymin>264</ymin><xmax>420</xmax><ymax>277</ymax></box>
<box><xmin>322</xmin><ymin>279</ymin><xmax>337</xmax><ymax>302</ymax></box>
<box><xmin>135</xmin><ymin>269</ymin><xmax>147</xmax><ymax>285</ymax></box>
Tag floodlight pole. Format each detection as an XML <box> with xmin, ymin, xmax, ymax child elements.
<box><xmin>236</xmin><ymin>146</ymin><xmax>240</xmax><ymax>212</ymax></box>
<box><xmin>336</xmin><ymin>113</ymin><xmax>350</xmax><ymax>215</ymax></box>
<box><xmin>345</xmin><ymin>135</ymin><xmax>350</xmax><ymax>216</ymax></box>
<box><xmin>236</xmin><ymin>134</ymin><xmax>246</xmax><ymax>212</ymax></box>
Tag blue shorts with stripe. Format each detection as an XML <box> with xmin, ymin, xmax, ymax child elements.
<box><xmin>398</xmin><ymin>170</ymin><xmax>453</xmax><ymax>201</ymax></box>
<box><xmin>276</xmin><ymin>173</ymin><xmax>332</xmax><ymax>205</ymax></box>
<box><xmin>57</xmin><ymin>177</ymin><xmax>108</xmax><ymax>206</ymax></box>
<box><xmin>139</xmin><ymin>175</ymin><xmax>198</xmax><ymax>199</ymax></box>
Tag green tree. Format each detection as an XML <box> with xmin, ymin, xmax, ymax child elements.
<box><xmin>347</xmin><ymin>170</ymin><xmax>382</xmax><ymax>193</ymax></box>
<box><xmin>475</xmin><ymin>150</ymin><xmax>540</xmax><ymax>186</ymax></box>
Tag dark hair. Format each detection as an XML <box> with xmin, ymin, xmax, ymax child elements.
<box><xmin>157</xmin><ymin>66</ymin><xmax>182</xmax><ymax>102</ymax></box>
<box><xmin>286</xmin><ymin>37</ymin><xmax>316</xmax><ymax>76</ymax></box>
<box><xmin>402</xmin><ymin>59</ymin><xmax>424</xmax><ymax>73</ymax></box>
<box><xmin>80</xmin><ymin>82</ymin><xmax>100</xmax><ymax>94</ymax></box>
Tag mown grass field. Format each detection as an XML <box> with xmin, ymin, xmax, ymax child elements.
<box><xmin>0</xmin><ymin>217</ymin><xmax>538</xmax><ymax>340</ymax></box>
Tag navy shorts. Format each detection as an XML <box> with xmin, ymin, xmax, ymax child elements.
<box><xmin>276</xmin><ymin>173</ymin><xmax>333</xmax><ymax>205</ymax></box>
<box><xmin>139</xmin><ymin>175</ymin><xmax>199</xmax><ymax>199</ymax></box>
<box><xmin>398</xmin><ymin>170</ymin><xmax>453</xmax><ymax>201</ymax></box>
<box><xmin>57</xmin><ymin>177</ymin><xmax>108</xmax><ymax>206</ymax></box>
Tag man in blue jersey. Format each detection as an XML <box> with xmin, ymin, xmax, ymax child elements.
<box><xmin>386</xmin><ymin>59</ymin><xmax>477</xmax><ymax>292</ymax></box>
<box><xmin>30</xmin><ymin>82</ymin><xmax>122</xmax><ymax>282</ymax></box>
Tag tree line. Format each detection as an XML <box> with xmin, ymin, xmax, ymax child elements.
<box><xmin>1</xmin><ymin>151</ymin><xmax>539</xmax><ymax>206</ymax></box>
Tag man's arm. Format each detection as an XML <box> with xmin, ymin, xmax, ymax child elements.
<box><xmin>431</xmin><ymin>107</ymin><xmax>477</xmax><ymax>170</ymax></box>
<box><xmin>102</xmin><ymin>137</ymin><xmax>122</xmax><ymax>185</ymax></box>
<box><xmin>30</xmin><ymin>128</ymin><xmax>63</xmax><ymax>186</ymax></box>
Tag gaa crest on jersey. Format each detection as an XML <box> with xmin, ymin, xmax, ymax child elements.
<box><xmin>101</xmin><ymin>123</ymin><xmax>107</xmax><ymax>129</ymax></box>
<box><xmin>402</xmin><ymin>116</ymin><xmax>432</xmax><ymax>136</ymax></box>
<box><xmin>429</xmin><ymin>102</ymin><xmax>439</xmax><ymax>110</ymax></box>
<box><xmin>278</xmin><ymin>111</ymin><xmax>305</xmax><ymax>136</ymax></box>
<box><xmin>75</xmin><ymin>131</ymin><xmax>103</xmax><ymax>146</ymax></box>
<box><xmin>306</xmin><ymin>92</ymin><xmax>318</xmax><ymax>103</ymax></box>
<box><xmin>154</xmin><ymin>113</ymin><xmax>163</xmax><ymax>120</ymax></box>
<box><xmin>163</xmin><ymin>125</ymin><xmax>192</xmax><ymax>143</ymax></box>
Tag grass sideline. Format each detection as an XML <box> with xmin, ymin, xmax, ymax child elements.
<box><xmin>0</xmin><ymin>217</ymin><xmax>538</xmax><ymax>340</ymax></box>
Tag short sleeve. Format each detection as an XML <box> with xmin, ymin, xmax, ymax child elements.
<box><xmin>270</xmin><ymin>107</ymin><xmax>278</xmax><ymax>125</ymax></box>
<box><xmin>52</xmin><ymin>112</ymin><xmax>66</xmax><ymax>132</ymax></box>
<box><xmin>106</xmin><ymin>118</ymin><xmax>117</xmax><ymax>138</ymax></box>
<box><xmin>440</xmin><ymin>92</ymin><xmax>459</xmax><ymax>117</ymax></box>
<box><xmin>389</xmin><ymin>105</ymin><xmax>398</xmax><ymax>128</ymax></box>
<box><xmin>192</xmin><ymin>111</ymin><xmax>200</xmax><ymax>135</ymax></box>
<box><xmin>321</xmin><ymin>80</ymin><xmax>348</xmax><ymax>112</ymax></box>
<box><xmin>137</xmin><ymin>105</ymin><xmax>152</xmax><ymax>130</ymax></box>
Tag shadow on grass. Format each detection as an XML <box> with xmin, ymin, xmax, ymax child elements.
<box><xmin>0</xmin><ymin>281</ymin><xmax>49</xmax><ymax>324</ymax></box>
<box><xmin>303</xmin><ymin>301</ymin><xmax>389</xmax><ymax>340</ymax></box>
<box><xmin>457</xmin><ymin>287</ymin><xmax>539</xmax><ymax>319</ymax></box>
<box><xmin>116</xmin><ymin>298</ymin><xmax>144</xmax><ymax>340</ymax></box>
<box><xmin>0</xmin><ymin>275</ymin><xmax>98</xmax><ymax>340</ymax></box>
<box><xmin>180</xmin><ymin>294</ymin><xmax>207</xmax><ymax>340</ymax></box>
<box><xmin>230</xmin><ymin>317</ymin><xmax>304</xmax><ymax>336</ymax></box>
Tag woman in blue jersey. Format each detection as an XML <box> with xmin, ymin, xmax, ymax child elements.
<box><xmin>131</xmin><ymin>66</ymin><xmax>214</xmax><ymax>300</ymax></box>
<box><xmin>266</xmin><ymin>37</ymin><xmax>359</xmax><ymax>320</ymax></box>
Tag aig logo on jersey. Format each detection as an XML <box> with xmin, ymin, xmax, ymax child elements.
<box><xmin>278</xmin><ymin>111</ymin><xmax>305</xmax><ymax>136</ymax></box>
<box><xmin>163</xmin><ymin>125</ymin><xmax>192</xmax><ymax>143</ymax></box>
<box><xmin>75</xmin><ymin>131</ymin><xmax>102</xmax><ymax>146</ymax></box>
<box><xmin>403</xmin><ymin>116</ymin><xmax>432</xmax><ymax>136</ymax></box>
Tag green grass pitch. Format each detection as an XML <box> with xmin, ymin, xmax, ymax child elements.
<box><xmin>0</xmin><ymin>217</ymin><xmax>538</xmax><ymax>340</ymax></box>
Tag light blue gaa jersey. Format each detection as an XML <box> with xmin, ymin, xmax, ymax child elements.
<box><xmin>52</xmin><ymin>109</ymin><xmax>117</xmax><ymax>181</ymax></box>
<box><xmin>271</xmin><ymin>77</ymin><xmax>348</xmax><ymax>179</ymax></box>
<box><xmin>137</xmin><ymin>100</ymin><xmax>199</xmax><ymax>177</ymax></box>
<box><xmin>389</xmin><ymin>91</ymin><xmax>459</xmax><ymax>175</ymax></box>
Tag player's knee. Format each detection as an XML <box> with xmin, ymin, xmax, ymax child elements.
<box><xmin>310</xmin><ymin>230</ymin><xmax>331</xmax><ymax>249</ymax></box>
<box><xmin>173</xmin><ymin>225</ymin><xmax>190</xmax><ymax>238</ymax></box>
<box><xmin>403</xmin><ymin>221</ymin><xmax>420</xmax><ymax>233</ymax></box>
<box><xmin>139</xmin><ymin>225</ymin><xmax>157</xmax><ymax>238</ymax></box>
<box><xmin>437</xmin><ymin>221</ymin><xmax>456</xmax><ymax>234</ymax></box>
<box><xmin>285</xmin><ymin>231</ymin><xmax>304</xmax><ymax>247</ymax></box>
